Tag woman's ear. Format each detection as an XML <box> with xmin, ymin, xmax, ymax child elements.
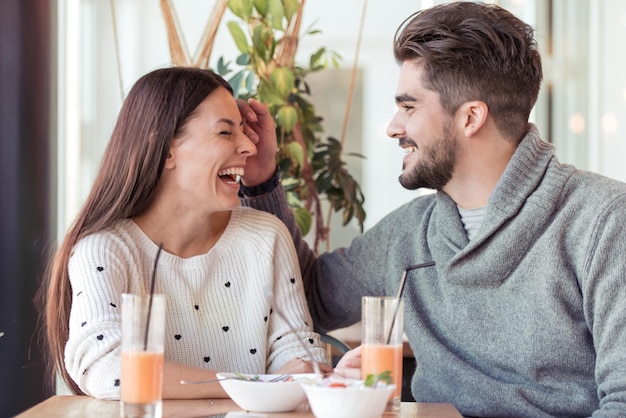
<box><xmin>459</xmin><ymin>100</ymin><xmax>488</xmax><ymax>137</ymax></box>
<box><xmin>164</xmin><ymin>149</ymin><xmax>175</xmax><ymax>169</ymax></box>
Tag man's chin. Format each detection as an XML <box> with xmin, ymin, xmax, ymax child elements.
<box><xmin>399</xmin><ymin>174</ymin><xmax>445</xmax><ymax>191</ymax></box>
<box><xmin>399</xmin><ymin>174</ymin><xmax>421</xmax><ymax>190</ymax></box>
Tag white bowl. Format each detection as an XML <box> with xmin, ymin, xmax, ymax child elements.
<box><xmin>216</xmin><ymin>372</ymin><xmax>315</xmax><ymax>412</ymax></box>
<box><xmin>300</xmin><ymin>377</ymin><xmax>395</xmax><ymax>418</ymax></box>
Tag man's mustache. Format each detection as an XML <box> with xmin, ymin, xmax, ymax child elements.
<box><xmin>398</xmin><ymin>137</ymin><xmax>417</xmax><ymax>148</ymax></box>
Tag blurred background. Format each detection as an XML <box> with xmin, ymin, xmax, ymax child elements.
<box><xmin>1</xmin><ymin>0</ymin><xmax>625</xmax><ymax>415</ymax></box>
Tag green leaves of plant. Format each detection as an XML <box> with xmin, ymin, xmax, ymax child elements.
<box><xmin>270</xmin><ymin>67</ymin><xmax>296</xmax><ymax>131</ymax></box>
<box><xmin>309</xmin><ymin>48</ymin><xmax>326</xmax><ymax>70</ymax></box>
<box><xmin>233</xmin><ymin>0</ymin><xmax>295</xmax><ymax>25</ymax></box>
<box><xmin>308</xmin><ymin>47</ymin><xmax>342</xmax><ymax>72</ymax></box>
<box><xmin>258</xmin><ymin>81</ymin><xmax>285</xmax><ymax>106</ymax></box>
<box><xmin>283</xmin><ymin>0</ymin><xmax>299</xmax><ymax>21</ymax></box>
<box><xmin>285</xmin><ymin>140</ymin><xmax>304</xmax><ymax>166</ymax></box>
<box><xmin>277</xmin><ymin>106</ymin><xmax>298</xmax><ymax>133</ymax></box>
<box><xmin>227</xmin><ymin>21</ymin><xmax>249</xmax><ymax>54</ymax></box>
<box><xmin>227</xmin><ymin>0</ymin><xmax>253</xmax><ymax>20</ymax></box>
<box><xmin>252</xmin><ymin>25</ymin><xmax>271</xmax><ymax>62</ymax></box>
<box><xmin>267</xmin><ymin>0</ymin><xmax>285</xmax><ymax>29</ymax></box>
<box><xmin>313</xmin><ymin>137</ymin><xmax>366</xmax><ymax>230</ymax></box>
<box><xmin>293</xmin><ymin>207</ymin><xmax>312</xmax><ymax>236</ymax></box>
<box><xmin>271</xmin><ymin>67</ymin><xmax>294</xmax><ymax>98</ymax></box>
<box><xmin>253</xmin><ymin>0</ymin><xmax>268</xmax><ymax>15</ymax></box>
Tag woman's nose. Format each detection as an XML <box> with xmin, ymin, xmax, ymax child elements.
<box><xmin>239</xmin><ymin>132</ymin><xmax>257</xmax><ymax>156</ymax></box>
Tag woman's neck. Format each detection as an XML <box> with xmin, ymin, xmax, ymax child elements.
<box><xmin>133</xmin><ymin>209</ymin><xmax>232</xmax><ymax>258</ymax></box>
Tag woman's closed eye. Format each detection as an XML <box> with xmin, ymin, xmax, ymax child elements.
<box><xmin>213</xmin><ymin>118</ymin><xmax>243</xmax><ymax>137</ymax></box>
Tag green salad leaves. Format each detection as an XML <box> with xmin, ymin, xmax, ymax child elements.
<box><xmin>364</xmin><ymin>370</ymin><xmax>393</xmax><ymax>387</ymax></box>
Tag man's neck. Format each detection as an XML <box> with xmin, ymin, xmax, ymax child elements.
<box><xmin>445</xmin><ymin>139</ymin><xmax>517</xmax><ymax>209</ymax></box>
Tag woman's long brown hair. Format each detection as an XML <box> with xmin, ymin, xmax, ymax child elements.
<box><xmin>38</xmin><ymin>67</ymin><xmax>232</xmax><ymax>394</ymax></box>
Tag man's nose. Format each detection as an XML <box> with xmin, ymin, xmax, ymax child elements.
<box><xmin>386</xmin><ymin>112</ymin><xmax>405</xmax><ymax>139</ymax></box>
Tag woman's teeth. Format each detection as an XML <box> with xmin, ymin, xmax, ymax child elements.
<box><xmin>218</xmin><ymin>167</ymin><xmax>244</xmax><ymax>183</ymax></box>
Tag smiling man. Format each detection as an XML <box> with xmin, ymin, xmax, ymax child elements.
<box><xmin>238</xmin><ymin>2</ymin><xmax>626</xmax><ymax>416</ymax></box>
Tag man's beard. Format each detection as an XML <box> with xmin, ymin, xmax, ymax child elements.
<box><xmin>399</xmin><ymin>122</ymin><xmax>457</xmax><ymax>191</ymax></box>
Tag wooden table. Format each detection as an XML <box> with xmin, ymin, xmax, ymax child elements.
<box><xmin>16</xmin><ymin>396</ymin><xmax>462</xmax><ymax>418</ymax></box>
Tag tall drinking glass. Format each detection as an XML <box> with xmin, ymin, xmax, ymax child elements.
<box><xmin>361</xmin><ymin>296</ymin><xmax>404</xmax><ymax>413</ymax></box>
<box><xmin>121</xmin><ymin>293</ymin><xmax>166</xmax><ymax>418</ymax></box>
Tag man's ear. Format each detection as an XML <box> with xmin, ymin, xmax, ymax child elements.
<box><xmin>459</xmin><ymin>100</ymin><xmax>488</xmax><ymax>137</ymax></box>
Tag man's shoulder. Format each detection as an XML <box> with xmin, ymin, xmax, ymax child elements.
<box><xmin>565</xmin><ymin>168</ymin><xmax>626</xmax><ymax>201</ymax></box>
<box><xmin>378</xmin><ymin>192</ymin><xmax>438</xmax><ymax>225</ymax></box>
<box><xmin>399</xmin><ymin>192</ymin><xmax>438</xmax><ymax>210</ymax></box>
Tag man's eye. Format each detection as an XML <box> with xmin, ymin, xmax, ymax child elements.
<box><xmin>402</xmin><ymin>104</ymin><xmax>414</xmax><ymax>112</ymax></box>
<box><xmin>220</xmin><ymin>131</ymin><xmax>232</xmax><ymax>136</ymax></box>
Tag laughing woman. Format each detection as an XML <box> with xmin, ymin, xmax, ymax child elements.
<box><xmin>41</xmin><ymin>67</ymin><xmax>329</xmax><ymax>400</ymax></box>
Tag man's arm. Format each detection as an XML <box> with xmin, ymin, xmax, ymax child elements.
<box><xmin>583</xmin><ymin>194</ymin><xmax>626</xmax><ymax>415</ymax></box>
<box><xmin>239</xmin><ymin>174</ymin><xmax>320</xmax><ymax>322</ymax></box>
<box><xmin>237</xmin><ymin>98</ymin><xmax>331</xmax><ymax>327</ymax></box>
<box><xmin>237</xmin><ymin>98</ymin><xmax>387</xmax><ymax>333</ymax></box>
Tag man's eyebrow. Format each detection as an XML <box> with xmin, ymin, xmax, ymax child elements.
<box><xmin>395</xmin><ymin>93</ymin><xmax>417</xmax><ymax>104</ymax></box>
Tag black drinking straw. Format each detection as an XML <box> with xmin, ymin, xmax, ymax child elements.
<box><xmin>385</xmin><ymin>261</ymin><xmax>436</xmax><ymax>344</ymax></box>
<box><xmin>143</xmin><ymin>243</ymin><xmax>164</xmax><ymax>351</ymax></box>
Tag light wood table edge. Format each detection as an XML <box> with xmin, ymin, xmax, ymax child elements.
<box><xmin>15</xmin><ymin>395</ymin><xmax>462</xmax><ymax>418</ymax></box>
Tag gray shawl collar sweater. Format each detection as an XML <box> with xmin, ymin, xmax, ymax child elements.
<box><xmin>242</xmin><ymin>125</ymin><xmax>626</xmax><ymax>417</ymax></box>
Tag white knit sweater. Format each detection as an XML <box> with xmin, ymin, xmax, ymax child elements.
<box><xmin>64</xmin><ymin>207</ymin><xmax>327</xmax><ymax>399</ymax></box>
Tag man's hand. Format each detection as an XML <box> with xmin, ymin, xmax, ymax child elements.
<box><xmin>333</xmin><ymin>345</ymin><xmax>362</xmax><ymax>380</ymax></box>
<box><xmin>238</xmin><ymin>98</ymin><xmax>278</xmax><ymax>187</ymax></box>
